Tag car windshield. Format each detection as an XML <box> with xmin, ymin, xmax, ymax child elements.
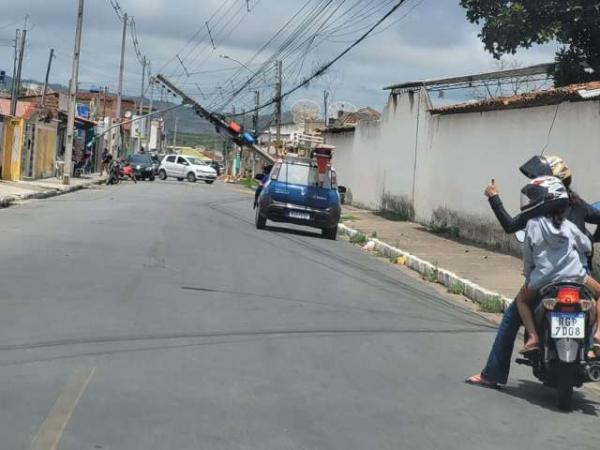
<box><xmin>276</xmin><ymin>162</ymin><xmax>332</xmax><ymax>188</ymax></box>
<box><xmin>187</xmin><ymin>157</ymin><xmax>207</xmax><ymax>166</ymax></box>
<box><xmin>129</xmin><ymin>154</ymin><xmax>152</xmax><ymax>164</ymax></box>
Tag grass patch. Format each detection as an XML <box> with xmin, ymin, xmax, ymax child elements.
<box><xmin>239</xmin><ymin>178</ymin><xmax>259</xmax><ymax>190</ymax></box>
<box><xmin>479</xmin><ymin>296</ymin><xmax>505</xmax><ymax>314</ymax></box>
<box><xmin>448</xmin><ymin>281</ymin><xmax>466</xmax><ymax>296</ymax></box>
<box><xmin>341</xmin><ymin>214</ymin><xmax>358</xmax><ymax>222</ymax></box>
<box><xmin>422</xmin><ymin>267</ymin><xmax>438</xmax><ymax>283</ymax></box>
<box><xmin>377</xmin><ymin>192</ymin><xmax>414</xmax><ymax>222</ymax></box>
<box><xmin>349</xmin><ymin>232</ymin><xmax>368</xmax><ymax>245</ymax></box>
<box><xmin>372</xmin><ymin>249</ymin><xmax>384</xmax><ymax>257</ymax></box>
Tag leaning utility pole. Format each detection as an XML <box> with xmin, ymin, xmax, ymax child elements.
<box><xmin>41</xmin><ymin>48</ymin><xmax>55</xmax><ymax>108</ymax></box>
<box><xmin>10</xmin><ymin>29</ymin><xmax>26</xmax><ymax>116</ymax></box>
<box><xmin>63</xmin><ymin>0</ymin><xmax>85</xmax><ymax>185</ymax></box>
<box><xmin>274</xmin><ymin>60</ymin><xmax>283</xmax><ymax>151</ymax></box>
<box><xmin>323</xmin><ymin>90</ymin><xmax>329</xmax><ymax>127</ymax></box>
<box><xmin>116</xmin><ymin>12</ymin><xmax>128</xmax><ymax>120</ymax></box>
<box><xmin>9</xmin><ymin>29</ymin><xmax>20</xmax><ymax>116</ymax></box>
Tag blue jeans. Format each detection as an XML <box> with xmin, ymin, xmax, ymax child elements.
<box><xmin>481</xmin><ymin>300</ymin><xmax>522</xmax><ymax>385</ymax></box>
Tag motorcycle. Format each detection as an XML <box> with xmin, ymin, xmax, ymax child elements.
<box><xmin>515</xmin><ymin>277</ymin><xmax>600</xmax><ymax>410</ymax></box>
<box><xmin>106</xmin><ymin>160</ymin><xmax>121</xmax><ymax>185</ymax></box>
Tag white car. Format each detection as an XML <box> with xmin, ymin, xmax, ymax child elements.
<box><xmin>158</xmin><ymin>155</ymin><xmax>217</xmax><ymax>184</ymax></box>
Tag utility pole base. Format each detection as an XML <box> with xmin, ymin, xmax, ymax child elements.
<box><xmin>62</xmin><ymin>175</ymin><xmax>71</xmax><ymax>186</ymax></box>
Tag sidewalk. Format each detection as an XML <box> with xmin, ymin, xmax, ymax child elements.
<box><xmin>0</xmin><ymin>174</ymin><xmax>105</xmax><ymax>207</ymax></box>
<box><xmin>341</xmin><ymin>205</ymin><xmax>523</xmax><ymax>300</ymax></box>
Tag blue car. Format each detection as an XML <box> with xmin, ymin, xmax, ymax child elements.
<box><xmin>255</xmin><ymin>157</ymin><xmax>344</xmax><ymax>240</ymax></box>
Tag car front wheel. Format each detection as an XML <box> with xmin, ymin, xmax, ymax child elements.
<box><xmin>158</xmin><ymin>170</ymin><xmax>167</xmax><ymax>180</ymax></box>
<box><xmin>255</xmin><ymin>208</ymin><xmax>266</xmax><ymax>229</ymax></box>
<box><xmin>322</xmin><ymin>226</ymin><xmax>338</xmax><ymax>240</ymax></box>
<box><xmin>187</xmin><ymin>173</ymin><xmax>197</xmax><ymax>182</ymax></box>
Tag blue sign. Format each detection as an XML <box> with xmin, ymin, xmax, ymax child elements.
<box><xmin>77</xmin><ymin>104</ymin><xmax>90</xmax><ymax>119</ymax></box>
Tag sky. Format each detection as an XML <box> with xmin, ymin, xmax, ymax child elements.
<box><xmin>0</xmin><ymin>0</ymin><xmax>559</xmax><ymax>116</ymax></box>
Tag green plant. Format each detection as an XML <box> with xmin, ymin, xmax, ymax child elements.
<box><xmin>479</xmin><ymin>296</ymin><xmax>505</xmax><ymax>314</ymax></box>
<box><xmin>341</xmin><ymin>214</ymin><xmax>357</xmax><ymax>222</ymax></box>
<box><xmin>349</xmin><ymin>232</ymin><xmax>367</xmax><ymax>245</ymax></box>
<box><xmin>239</xmin><ymin>178</ymin><xmax>259</xmax><ymax>190</ymax></box>
<box><xmin>377</xmin><ymin>192</ymin><xmax>414</xmax><ymax>222</ymax></box>
<box><xmin>448</xmin><ymin>281</ymin><xmax>466</xmax><ymax>296</ymax></box>
<box><xmin>372</xmin><ymin>249</ymin><xmax>384</xmax><ymax>257</ymax></box>
<box><xmin>422</xmin><ymin>267</ymin><xmax>438</xmax><ymax>283</ymax></box>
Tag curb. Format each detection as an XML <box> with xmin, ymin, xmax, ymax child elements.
<box><xmin>0</xmin><ymin>179</ymin><xmax>105</xmax><ymax>209</ymax></box>
<box><xmin>337</xmin><ymin>223</ymin><xmax>512</xmax><ymax>310</ymax></box>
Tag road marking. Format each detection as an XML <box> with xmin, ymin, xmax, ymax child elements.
<box><xmin>30</xmin><ymin>367</ymin><xmax>96</xmax><ymax>450</ymax></box>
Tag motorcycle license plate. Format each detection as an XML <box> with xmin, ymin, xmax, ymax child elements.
<box><xmin>289</xmin><ymin>211</ymin><xmax>310</xmax><ymax>220</ymax></box>
<box><xmin>551</xmin><ymin>313</ymin><xmax>585</xmax><ymax>339</ymax></box>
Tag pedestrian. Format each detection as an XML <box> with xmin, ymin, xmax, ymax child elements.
<box><xmin>100</xmin><ymin>149</ymin><xmax>112</xmax><ymax>176</ymax></box>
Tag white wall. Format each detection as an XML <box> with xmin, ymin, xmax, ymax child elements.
<box><xmin>331</xmin><ymin>89</ymin><xmax>600</xmax><ymax>222</ymax></box>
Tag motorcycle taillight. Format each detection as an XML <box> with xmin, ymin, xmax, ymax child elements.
<box><xmin>556</xmin><ymin>287</ymin><xmax>580</xmax><ymax>305</ymax></box>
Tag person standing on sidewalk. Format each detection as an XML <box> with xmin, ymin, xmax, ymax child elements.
<box><xmin>100</xmin><ymin>148</ymin><xmax>112</xmax><ymax>176</ymax></box>
<box><xmin>467</xmin><ymin>156</ymin><xmax>600</xmax><ymax>388</ymax></box>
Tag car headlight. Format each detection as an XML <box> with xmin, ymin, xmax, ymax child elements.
<box><xmin>136</xmin><ymin>165</ymin><xmax>141</xmax><ymax>170</ymax></box>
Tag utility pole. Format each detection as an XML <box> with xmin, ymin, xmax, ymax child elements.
<box><xmin>323</xmin><ymin>90</ymin><xmax>329</xmax><ymax>128</ymax></box>
<box><xmin>63</xmin><ymin>0</ymin><xmax>84</xmax><ymax>185</ymax></box>
<box><xmin>136</xmin><ymin>55</ymin><xmax>146</xmax><ymax>152</ymax></box>
<box><xmin>172</xmin><ymin>117</ymin><xmax>178</xmax><ymax>150</ymax></box>
<box><xmin>274</xmin><ymin>60</ymin><xmax>282</xmax><ymax>153</ymax></box>
<box><xmin>10</xmin><ymin>29</ymin><xmax>26</xmax><ymax>116</ymax></box>
<box><xmin>253</xmin><ymin>90</ymin><xmax>260</xmax><ymax>136</ymax></box>
<box><xmin>116</xmin><ymin>13</ymin><xmax>128</xmax><ymax>120</ymax></box>
<box><xmin>103</xmin><ymin>86</ymin><xmax>108</xmax><ymax>118</ymax></box>
<box><xmin>9</xmin><ymin>29</ymin><xmax>20</xmax><ymax>116</ymax></box>
<box><xmin>41</xmin><ymin>48</ymin><xmax>55</xmax><ymax>108</ymax></box>
<box><xmin>147</xmin><ymin>76</ymin><xmax>154</xmax><ymax>150</ymax></box>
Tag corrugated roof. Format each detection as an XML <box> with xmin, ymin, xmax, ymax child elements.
<box><xmin>429</xmin><ymin>81</ymin><xmax>600</xmax><ymax>115</ymax></box>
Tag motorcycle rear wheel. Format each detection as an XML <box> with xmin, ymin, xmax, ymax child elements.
<box><xmin>557</xmin><ymin>362</ymin><xmax>575</xmax><ymax>411</ymax></box>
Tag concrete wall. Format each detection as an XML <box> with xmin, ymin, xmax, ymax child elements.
<box><xmin>330</xmin><ymin>89</ymin><xmax>600</xmax><ymax>225</ymax></box>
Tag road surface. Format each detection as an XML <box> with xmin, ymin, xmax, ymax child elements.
<box><xmin>0</xmin><ymin>181</ymin><xmax>598</xmax><ymax>450</ymax></box>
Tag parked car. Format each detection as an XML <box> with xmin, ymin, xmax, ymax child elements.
<box><xmin>254</xmin><ymin>157</ymin><xmax>343</xmax><ymax>239</ymax></box>
<box><xmin>158</xmin><ymin>155</ymin><xmax>217</xmax><ymax>183</ymax></box>
<box><xmin>127</xmin><ymin>153</ymin><xmax>155</xmax><ymax>181</ymax></box>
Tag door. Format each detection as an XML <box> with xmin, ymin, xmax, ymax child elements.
<box><xmin>165</xmin><ymin>155</ymin><xmax>176</xmax><ymax>176</ymax></box>
<box><xmin>176</xmin><ymin>156</ymin><xmax>189</xmax><ymax>177</ymax></box>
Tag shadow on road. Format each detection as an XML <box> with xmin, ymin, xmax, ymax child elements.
<box><xmin>501</xmin><ymin>379</ymin><xmax>599</xmax><ymax>416</ymax></box>
<box><xmin>264</xmin><ymin>225</ymin><xmax>324</xmax><ymax>239</ymax></box>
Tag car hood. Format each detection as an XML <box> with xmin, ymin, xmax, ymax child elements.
<box><xmin>191</xmin><ymin>164</ymin><xmax>217</xmax><ymax>174</ymax></box>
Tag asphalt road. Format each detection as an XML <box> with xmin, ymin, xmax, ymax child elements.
<box><xmin>1</xmin><ymin>180</ymin><xmax>599</xmax><ymax>450</ymax></box>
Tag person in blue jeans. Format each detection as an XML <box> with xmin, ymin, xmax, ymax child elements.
<box><xmin>466</xmin><ymin>156</ymin><xmax>600</xmax><ymax>388</ymax></box>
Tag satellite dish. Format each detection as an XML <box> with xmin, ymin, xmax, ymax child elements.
<box><xmin>291</xmin><ymin>99</ymin><xmax>321</xmax><ymax>125</ymax></box>
<box><xmin>124</xmin><ymin>111</ymin><xmax>132</xmax><ymax>118</ymax></box>
<box><xmin>329</xmin><ymin>101</ymin><xmax>357</xmax><ymax>120</ymax></box>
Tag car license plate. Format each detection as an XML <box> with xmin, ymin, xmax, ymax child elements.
<box><xmin>289</xmin><ymin>211</ymin><xmax>310</xmax><ymax>220</ymax></box>
<box><xmin>551</xmin><ymin>313</ymin><xmax>585</xmax><ymax>339</ymax></box>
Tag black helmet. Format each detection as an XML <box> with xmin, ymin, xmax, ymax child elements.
<box><xmin>520</xmin><ymin>176</ymin><xmax>569</xmax><ymax>216</ymax></box>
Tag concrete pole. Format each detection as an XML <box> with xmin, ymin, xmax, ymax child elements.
<box><xmin>9</xmin><ymin>29</ymin><xmax>19</xmax><ymax>116</ymax></box>
<box><xmin>11</xmin><ymin>29</ymin><xmax>26</xmax><ymax>116</ymax></box>
<box><xmin>116</xmin><ymin>13</ymin><xmax>128</xmax><ymax>120</ymax></box>
<box><xmin>63</xmin><ymin>0</ymin><xmax>84</xmax><ymax>185</ymax></box>
<box><xmin>147</xmin><ymin>76</ymin><xmax>154</xmax><ymax>150</ymax></box>
<box><xmin>274</xmin><ymin>60</ymin><xmax>282</xmax><ymax>153</ymax></box>
<box><xmin>41</xmin><ymin>48</ymin><xmax>55</xmax><ymax>108</ymax></box>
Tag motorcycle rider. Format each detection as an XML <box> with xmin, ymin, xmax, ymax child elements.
<box><xmin>467</xmin><ymin>156</ymin><xmax>600</xmax><ymax>388</ymax></box>
<box><xmin>516</xmin><ymin>176</ymin><xmax>600</xmax><ymax>353</ymax></box>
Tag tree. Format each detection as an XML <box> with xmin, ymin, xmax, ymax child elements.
<box><xmin>460</xmin><ymin>0</ymin><xmax>600</xmax><ymax>86</ymax></box>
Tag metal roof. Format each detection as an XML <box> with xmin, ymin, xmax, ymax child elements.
<box><xmin>383</xmin><ymin>63</ymin><xmax>555</xmax><ymax>92</ymax></box>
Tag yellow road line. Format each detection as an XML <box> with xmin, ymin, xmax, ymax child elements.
<box><xmin>30</xmin><ymin>367</ymin><xmax>96</xmax><ymax>450</ymax></box>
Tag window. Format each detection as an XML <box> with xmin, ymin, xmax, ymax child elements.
<box><xmin>177</xmin><ymin>157</ymin><xmax>188</xmax><ymax>165</ymax></box>
<box><xmin>166</xmin><ymin>155</ymin><xmax>176</xmax><ymax>163</ymax></box>
<box><xmin>129</xmin><ymin>154</ymin><xmax>152</xmax><ymax>164</ymax></box>
<box><xmin>276</xmin><ymin>162</ymin><xmax>332</xmax><ymax>188</ymax></box>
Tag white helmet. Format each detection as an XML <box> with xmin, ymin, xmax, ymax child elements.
<box><xmin>520</xmin><ymin>176</ymin><xmax>569</xmax><ymax>215</ymax></box>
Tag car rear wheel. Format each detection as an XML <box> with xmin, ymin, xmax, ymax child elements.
<box><xmin>322</xmin><ymin>226</ymin><xmax>337</xmax><ymax>240</ymax></box>
<box><xmin>255</xmin><ymin>208</ymin><xmax>266</xmax><ymax>230</ymax></box>
<box><xmin>158</xmin><ymin>170</ymin><xmax>167</xmax><ymax>180</ymax></box>
<box><xmin>187</xmin><ymin>172</ymin><xmax>197</xmax><ymax>182</ymax></box>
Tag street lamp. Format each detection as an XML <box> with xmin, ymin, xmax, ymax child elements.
<box><xmin>219</xmin><ymin>54</ymin><xmax>261</xmax><ymax>79</ymax></box>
